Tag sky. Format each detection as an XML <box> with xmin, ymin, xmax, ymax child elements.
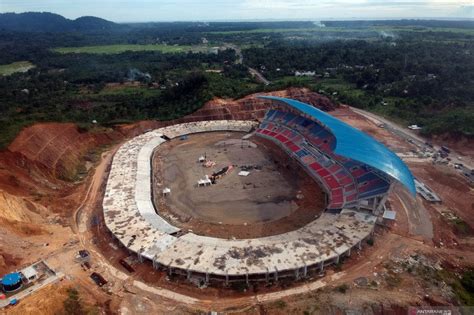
<box><xmin>1</xmin><ymin>0</ymin><xmax>473</xmax><ymax>22</ymax></box>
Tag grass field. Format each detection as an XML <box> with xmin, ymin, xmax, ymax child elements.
<box><xmin>207</xmin><ymin>27</ymin><xmax>356</xmax><ymax>35</ymax></box>
<box><xmin>53</xmin><ymin>44</ymin><xmax>206</xmax><ymax>54</ymax></box>
<box><xmin>372</xmin><ymin>26</ymin><xmax>474</xmax><ymax>35</ymax></box>
<box><xmin>208</xmin><ymin>26</ymin><xmax>474</xmax><ymax>36</ymax></box>
<box><xmin>0</xmin><ymin>61</ymin><xmax>35</xmax><ymax>76</ymax></box>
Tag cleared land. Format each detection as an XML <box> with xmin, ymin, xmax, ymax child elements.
<box><xmin>52</xmin><ymin>44</ymin><xmax>206</xmax><ymax>54</ymax></box>
<box><xmin>0</xmin><ymin>61</ymin><xmax>35</xmax><ymax>76</ymax></box>
<box><xmin>3</xmin><ymin>104</ymin><xmax>474</xmax><ymax>313</ymax></box>
<box><xmin>153</xmin><ymin>131</ymin><xmax>325</xmax><ymax>238</ymax></box>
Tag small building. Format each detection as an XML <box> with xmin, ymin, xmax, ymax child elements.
<box><xmin>1</xmin><ymin>273</ymin><xmax>22</xmax><ymax>292</ymax></box>
<box><xmin>414</xmin><ymin>179</ymin><xmax>441</xmax><ymax>203</ymax></box>
<box><xmin>295</xmin><ymin>71</ymin><xmax>316</xmax><ymax>77</ymax></box>
<box><xmin>408</xmin><ymin>124</ymin><xmax>422</xmax><ymax>130</ymax></box>
<box><xmin>20</xmin><ymin>266</ymin><xmax>38</xmax><ymax>283</ymax></box>
<box><xmin>209</xmin><ymin>47</ymin><xmax>219</xmax><ymax>55</ymax></box>
<box><xmin>75</xmin><ymin>250</ymin><xmax>91</xmax><ymax>264</ymax></box>
<box><xmin>382</xmin><ymin>210</ymin><xmax>396</xmax><ymax>220</ymax></box>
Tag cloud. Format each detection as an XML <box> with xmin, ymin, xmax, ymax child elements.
<box><xmin>455</xmin><ymin>4</ymin><xmax>474</xmax><ymax>17</ymax></box>
<box><xmin>1</xmin><ymin>0</ymin><xmax>472</xmax><ymax>21</ymax></box>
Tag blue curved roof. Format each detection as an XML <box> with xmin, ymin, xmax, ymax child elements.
<box><xmin>1</xmin><ymin>272</ymin><xmax>21</xmax><ymax>286</ymax></box>
<box><xmin>259</xmin><ymin>96</ymin><xmax>416</xmax><ymax>195</ymax></box>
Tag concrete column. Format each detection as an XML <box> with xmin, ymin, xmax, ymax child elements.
<box><xmin>320</xmin><ymin>261</ymin><xmax>324</xmax><ymax>272</ymax></box>
<box><xmin>187</xmin><ymin>269</ymin><xmax>191</xmax><ymax>280</ymax></box>
<box><xmin>303</xmin><ymin>263</ymin><xmax>308</xmax><ymax>277</ymax></box>
<box><xmin>335</xmin><ymin>255</ymin><xmax>340</xmax><ymax>264</ymax></box>
<box><xmin>274</xmin><ymin>267</ymin><xmax>279</xmax><ymax>281</ymax></box>
<box><xmin>376</xmin><ymin>192</ymin><xmax>389</xmax><ymax>214</ymax></box>
<box><xmin>205</xmin><ymin>272</ymin><xmax>209</xmax><ymax>284</ymax></box>
<box><xmin>295</xmin><ymin>268</ymin><xmax>300</xmax><ymax>280</ymax></box>
<box><xmin>245</xmin><ymin>273</ymin><xmax>249</xmax><ymax>286</ymax></box>
<box><xmin>358</xmin><ymin>240</ymin><xmax>362</xmax><ymax>250</ymax></box>
<box><xmin>225</xmin><ymin>272</ymin><xmax>229</xmax><ymax>286</ymax></box>
<box><xmin>347</xmin><ymin>248</ymin><xmax>351</xmax><ymax>257</ymax></box>
<box><xmin>265</xmin><ymin>267</ymin><xmax>269</xmax><ymax>283</ymax></box>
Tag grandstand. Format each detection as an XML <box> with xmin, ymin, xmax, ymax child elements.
<box><xmin>256</xmin><ymin>96</ymin><xmax>415</xmax><ymax>214</ymax></box>
<box><xmin>102</xmin><ymin>98</ymin><xmax>416</xmax><ymax>285</ymax></box>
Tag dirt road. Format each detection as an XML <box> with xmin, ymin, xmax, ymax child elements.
<box><xmin>248</xmin><ymin>67</ymin><xmax>270</xmax><ymax>85</ymax></box>
<box><xmin>393</xmin><ymin>184</ymin><xmax>433</xmax><ymax>240</ymax></box>
<box><xmin>350</xmin><ymin>106</ymin><xmax>473</xmax><ymax>170</ymax></box>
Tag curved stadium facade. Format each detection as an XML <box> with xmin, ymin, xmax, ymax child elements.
<box><xmin>257</xmin><ymin>96</ymin><xmax>416</xmax><ymax>211</ymax></box>
<box><xmin>102</xmin><ymin>97</ymin><xmax>415</xmax><ymax>285</ymax></box>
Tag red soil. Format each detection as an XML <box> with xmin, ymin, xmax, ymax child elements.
<box><xmin>8</xmin><ymin>123</ymin><xmax>121</xmax><ymax>180</ymax></box>
<box><xmin>0</xmin><ymin>88</ymin><xmax>334</xmax><ymax>215</ymax></box>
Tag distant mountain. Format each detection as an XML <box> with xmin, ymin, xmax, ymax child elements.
<box><xmin>0</xmin><ymin>12</ymin><xmax>119</xmax><ymax>32</ymax></box>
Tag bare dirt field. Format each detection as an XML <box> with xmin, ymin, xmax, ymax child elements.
<box><xmin>152</xmin><ymin>132</ymin><xmax>325</xmax><ymax>238</ymax></box>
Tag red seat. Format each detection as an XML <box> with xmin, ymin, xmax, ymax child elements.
<box><xmin>328</xmin><ymin>164</ymin><xmax>341</xmax><ymax>173</ymax></box>
<box><xmin>317</xmin><ymin>168</ymin><xmax>330</xmax><ymax>178</ymax></box>
<box><xmin>339</xmin><ymin>176</ymin><xmax>354</xmax><ymax>186</ymax></box>
<box><xmin>331</xmin><ymin>194</ymin><xmax>343</xmax><ymax>203</ymax></box>
<box><xmin>275</xmin><ymin>135</ymin><xmax>288</xmax><ymax>143</ymax></box>
<box><xmin>324</xmin><ymin>175</ymin><xmax>339</xmax><ymax>189</ymax></box>
<box><xmin>309</xmin><ymin>162</ymin><xmax>322</xmax><ymax>171</ymax></box>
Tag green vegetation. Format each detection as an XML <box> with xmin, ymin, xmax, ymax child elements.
<box><xmin>97</xmin><ymin>85</ymin><xmax>162</xmax><ymax>97</ymax></box>
<box><xmin>53</xmin><ymin>44</ymin><xmax>202</xmax><ymax>54</ymax></box>
<box><xmin>0</xmin><ymin>17</ymin><xmax>472</xmax><ymax>148</ymax></box>
<box><xmin>244</xmin><ymin>37</ymin><xmax>474</xmax><ymax>137</ymax></box>
<box><xmin>451</xmin><ymin>218</ymin><xmax>471</xmax><ymax>236</ymax></box>
<box><xmin>335</xmin><ymin>283</ymin><xmax>349</xmax><ymax>293</ymax></box>
<box><xmin>209</xmin><ymin>26</ymin><xmax>474</xmax><ymax>36</ymax></box>
<box><xmin>372</xmin><ymin>26</ymin><xmax>474</xmax><ymax>35</ymax></box>
<box><xmin>61</xmin><ymin>287</ymin><xmax>99</xmax><ymax>315</ymax></box>
<box><xmin>0</xmin><ymin>61</ymin><xmax>35</xmax><ymax>76</ymax></box>
<box><xmin>208</xmin><ymin>27</ymin><xmax>338</xmax><ymax>34</ymax></box>
<box><xmin>437</xmin><ymin>269</ymin><xmax>474</xmax><ymax>306</ymax></box>
<box><xmin>208</xmin><ymin>26</ymin><xmax>474</xmax><ymax>38</ymax></box>
<box><xmin>385</xmin><ymin>273</ymin><xmax>402</xmax><ymax>288</ymax></box>
<box><xmin>274</xmin><ymin>300</ymin><xmax>287</xmax><ymax>309</ymax></box>
<box><xmin>460</xmin><ymin>269</ymin><xmax>474</xmax><ymax>304</ymax></box>
<box><xmin>62</xmin><ymin>288</ymin><xmax>84</xmax><ymax>315</ymax></box>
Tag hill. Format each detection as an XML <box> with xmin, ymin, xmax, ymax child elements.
<box><xmin>0</xmin><ymin>12</ymin><xmax>118</xmax><ymax>32</ymax></box>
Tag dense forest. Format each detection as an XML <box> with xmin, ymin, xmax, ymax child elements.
<box><xmin>0</xmin><ymin>13</ymin><xmax>473</xmax><ymax>147</ymax></box>
<box><xmin>244</xmin><ymin>38</ymin><xmax>474</xmax><ymax>136</ymax></box>
<box><xmin>0</xmin><ymin>12</ymin><xmax>118</xmax><ymax>32</ymax></box>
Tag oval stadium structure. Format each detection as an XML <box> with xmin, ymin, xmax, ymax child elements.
<box><xmin>102</xmin><ymin>97</ymin><xmax>416</xmax><ymax>285</ymax></box>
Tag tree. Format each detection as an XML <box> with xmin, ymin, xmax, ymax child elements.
<box><xmin>62</xmin><ymin>288</ymin><xmax>84</xmax><ymax>315</ymax></box>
